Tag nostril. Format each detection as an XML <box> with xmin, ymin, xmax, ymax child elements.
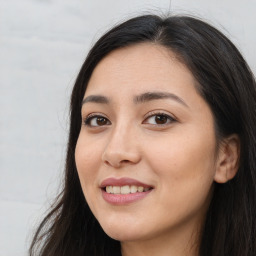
<box><xmin>103</xmin><ymin>159</ymin><xmax>121</xmax><ymax>168</ymax></box>
<box><xmin>121</xmin><ymin>160</ymin><xmax>130</xmax><ymax>164</ymax></box>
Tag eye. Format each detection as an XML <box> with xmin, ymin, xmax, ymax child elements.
<box><xmin>84</xmin><ymin>115</ymin><xmax>111</xmax><ymax>127</ymax></box>
<box><xmin>144</xmin><ymin>113</ymin><xmax>176</xmax><ymax>125</ymax></box>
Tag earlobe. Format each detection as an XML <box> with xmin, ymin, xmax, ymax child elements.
<box><xmin>214</xmin><ymin>134</ymin><xmax>240</xmax><ymax>184</ymax></box>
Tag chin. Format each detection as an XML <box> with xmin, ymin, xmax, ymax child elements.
<box><xmin>105</xmin><ymin>230</ymin><xmax>144</xmax><ymax>242</ymax></box>
<box><xmin>100</xmin><ymin>221</ymin><xmax>148</xmax><ymax>242</ymax></box>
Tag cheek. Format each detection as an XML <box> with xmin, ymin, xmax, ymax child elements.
<box><xmin>146</xmin><ymin>128</ymin><xmax>216</xmax><ymax>171</ymax></box>
<box><xmin>75</xmin><ymin>134</ymin><xmax>102</xmax><ymax>199</ymax></box>
<box><xmin>143</xmin><ymin>128</ymin><xmax>216</xmax><ymax>208</ymax></box>
<box><xmin>75</xmin><ymin>131</ymin><xmax>103</xmax><ymax>171</ymax></box>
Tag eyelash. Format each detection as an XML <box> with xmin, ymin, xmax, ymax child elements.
<box><xmin>144</xmin><ymin>112</ymin><xmax>176</xmax><ymax>125</ymax></box>
<box><xmin>84</xmin><ymin>113</ymin><xmax>111</xmax><ymax>127</ymax></box>
<box><xmin>83</xmin><ymin>112</ymin><xmax>176</xmax><ymax>128</ymax></box>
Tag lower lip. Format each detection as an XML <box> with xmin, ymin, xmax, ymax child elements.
<box><xmin>101</xmin><ymin>189</ymin><xmax>152</xmax><ymax>205</ymax></box>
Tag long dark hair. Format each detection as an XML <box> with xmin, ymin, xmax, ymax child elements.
<box><xmin>29</xmin><ymin>14</ymin><xmax>256</xmax><ymax>256</ymax></box>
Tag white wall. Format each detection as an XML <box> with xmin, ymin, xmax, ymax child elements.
<box><xmin>0</xmin><ymin>0</ymin><xmax>255</xmax><ymax>255</ymax></box>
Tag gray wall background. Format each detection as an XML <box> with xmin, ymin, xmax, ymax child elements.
<box><xmin>0</xmin><ymin>0</ymin><xmax>255</xmax><ymax>255</ymax></box>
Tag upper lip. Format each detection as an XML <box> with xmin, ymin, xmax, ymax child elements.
<box><xmin>100</xmin><ymin>177</ymin><xmax>153</xmax><ymax>188</ymax></box>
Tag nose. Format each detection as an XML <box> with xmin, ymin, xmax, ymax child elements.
<box><xmin>102</xmin><ymin>124</ymin><xmax>141</xmax><ymax>168</ymax></box>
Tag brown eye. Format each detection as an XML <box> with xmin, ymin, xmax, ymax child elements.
<box><xmin>144</xmin><ymin>113</ymin><xmax>175</xmax><ymax>125</ymax></box>
<box><xmin>85</xmin><ymin>115</ymin><xmax>111</xmax><ymax>127</ymax></box>
<box><xmin>155</xmin><ymin>115</ymin><xmax>168</xmax><ymax>124</ymax></box>
<box><xmin>96</xmin><ymin>117</ymin><xmax>108</xmax><ymax>126</ymax></box>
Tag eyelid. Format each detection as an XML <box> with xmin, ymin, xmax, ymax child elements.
<box><xmin>83</xmin><ymin>113</ymin><xmax>111</xmax><ymax>127</ymax></box>
<box><xmin>143</xmin><ymin>110</ymin><xmax>177</xmax><ymax>125</ymax></box>
<box><xmin>85</xmin><ymin>112</ymin><xmax>108</xmax><ymax>120</ymax></box>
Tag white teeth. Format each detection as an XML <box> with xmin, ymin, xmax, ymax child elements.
<box><xmin>105</xmin><ymin>185</ymin><xmax>151</xmax><ymax>194</ymax></box>
<box><xmin>138</xmin><ymin>186</ymin><xmax>144</xmax><ymax>192</ymax></box>
<box><xmin>113</xmin><ymin>186</ymin><xmax>121</xmax><ymax>194</ymax></box>
<box><xmin>121</xmin><ymin>185</ymin><xmax>130</xmax><ymax>194</ymax></box>
<box><xmin>130</xmin><ymin>185</ymin><xmax>138</xmax><ymax>193</ymax></box>
<box><xmin>106</xmin><ymin>186</ymin><xmax>113</xmax><ymax>193</ymax></box>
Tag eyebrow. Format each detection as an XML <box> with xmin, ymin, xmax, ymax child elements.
<box><xmin>82</xmin><ymin>91</ymin><xmax>188</xmax><ymax>108</ymax></box>
<box><xmin>134</xmin><ymin>91</ymin><xmax>188</xmax><ymax>107</ymax></box>
<box><xmin>82</xmin><ymin>95</ymin><xmax>109</xmax><ymax>105</ymax></box>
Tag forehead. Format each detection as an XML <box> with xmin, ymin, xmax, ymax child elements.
<box><xmin>85</xmin><ymin>43</ymin><xmax>197</xmax><ymax>99</ymax></box>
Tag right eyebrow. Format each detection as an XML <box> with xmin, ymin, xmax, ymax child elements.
<box><xmin>82</xmin><ymin>95</ymin><xmax>109</xmax><ymax>105</ymax></box>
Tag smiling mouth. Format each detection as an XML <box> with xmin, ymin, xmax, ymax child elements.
<box><xmin>103</xmin><ymin>185</ymin><xmax>152</xmax><ymax>194</ymax></box>
<box><xmin>100</xmin><ymin>177</ymin><xmax>154</xmax><ymax>204</ymax></box>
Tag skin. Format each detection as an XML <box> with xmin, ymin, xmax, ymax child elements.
<box><xmin>75</xmin><ymin>43</ymin><xmax>239</xmax><ymax>256</ymax></box>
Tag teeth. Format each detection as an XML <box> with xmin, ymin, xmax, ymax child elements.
<box><xmin>138</xmin><ymin>186</ymin><xmax>144</xmax><ymax>192</ymax></box>
<box><xmin>105</xmin><ymin>185</ymin><xmax>151</xmax><ymax>194</ymax></box>
<box><xmin>106</xmin><ymin>186</ymin><xmax>113</xmax><ymax>193</ymax></box>
<box><xmin>130</xmin><ymin>185</ymin><xmax>137</xmax><ymax>193</ymax></box>
<box><xmin>113</xmin><ymin>186</ymin><xmax>121</xmax><ymax>194</ymax></box>
<box><xmin>121</xmin><ymin>185</ymin><xmax>130</xmax><ymax>194</ymax></box>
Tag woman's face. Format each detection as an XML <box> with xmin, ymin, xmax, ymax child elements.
<box><xmin>75</xmin><ymin>43</ymin><xmax>218</xmax><ymax>242</ymax></box>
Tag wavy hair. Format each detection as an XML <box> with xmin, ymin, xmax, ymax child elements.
<box><xmin>30</xmin><ymin>14</ymin><xmax>256</xmax><ymax>256</ymax></box>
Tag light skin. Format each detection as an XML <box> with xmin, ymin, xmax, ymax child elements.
<box><xmin>75</xmin><ymin>43</ymin><xmax>239</xmax><ymax>256</ymax></box>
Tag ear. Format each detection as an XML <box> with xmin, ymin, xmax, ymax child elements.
<box><xmin>214</xmin><ymin>134</ymin><xmax>240</xmax><ymax>183</ymax></box>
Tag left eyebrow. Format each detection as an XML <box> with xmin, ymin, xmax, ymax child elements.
<box><xmin>133</xmin><ymin>91</ymin><xmax>189</xmax><ymax>108</ymax></box>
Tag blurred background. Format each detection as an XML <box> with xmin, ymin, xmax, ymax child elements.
<box><xmin>0</xmin><ymin>0</ymin><xmax>255</xmax><ymax>255</ymax></box>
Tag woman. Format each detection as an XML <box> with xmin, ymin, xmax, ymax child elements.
<box><xmin>29</xmin><ymin>14</ymin><xmax>256</xmax><ymax>256</ymax></box>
